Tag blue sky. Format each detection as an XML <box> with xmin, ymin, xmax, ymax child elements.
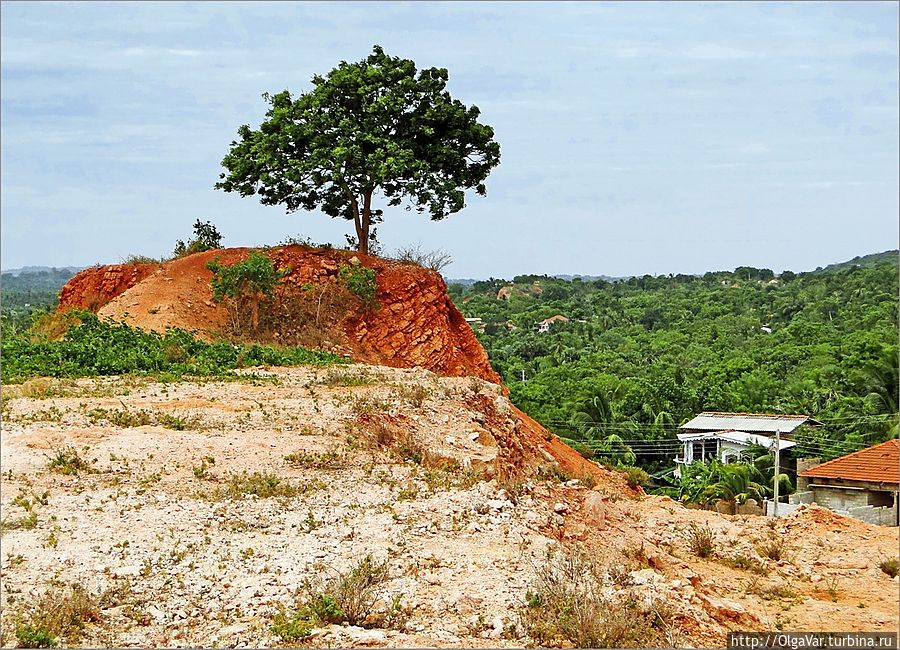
<box><xmin>1</xmin><ymin>1</ymin><xmax>897</xmax><ymax>277</ymax></box>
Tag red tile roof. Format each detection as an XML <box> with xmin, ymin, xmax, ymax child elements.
<box><xmin>800</xmin><ymin>439</ymin><xmax>899</xmax><ymax>485</ymax></box>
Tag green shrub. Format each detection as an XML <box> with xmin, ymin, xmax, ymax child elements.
<box><xmin>270</xmin><ymin>604</ymin><xmax>315</xmax><ymax>642</ymax></box>
<box><xmin>46</xmin><ymin>446</ymin><xmax>94</xmax><ymax>476</ymax></box>
<box><xmin>622</xmin><ymin>466</ymin><xmax>649</xmax><ymax>489</ymax></box>
<box><xmin>338</xmin><ymin>262</ymin><xmax>378</xmax><ymax>309</ymax></box>
<box><xmin>207</xmin><ymin>251</ymin><xmax>286</xmax><ymax>303</ymax></box>
<box><xmin>879</xmin><ymin>558</ymin><xmax>899</xmax><ymax>578</ymax></box>
<box><xmin>174</xmin><ymin>220</ymin><xmax>222</xmax><ymax>257</ymax></box>
<box><xmin>1</xmin><ymin>311</ymin><xmax>346</xmax><ymax>384</ymax></box>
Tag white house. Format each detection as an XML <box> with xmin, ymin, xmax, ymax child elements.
<box><xmin>674</xmin><ymin>412</ymin><xmax>820</xmax><ymax>477</ymax></box>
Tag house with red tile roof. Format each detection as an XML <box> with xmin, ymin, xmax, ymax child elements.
<box><xmin>791</xmin><ymin>439</ymin><xmax>899</xmax><ymax>526</ymax></box>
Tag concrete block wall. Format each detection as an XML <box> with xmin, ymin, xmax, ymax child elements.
<box><xmin>766</xmin><ymin>500</ymin><xmax>802</xmax><ymax>517</ymax></box>
<box><xmin>847</xmin><ymin>504</ymin><xmax>898</xmax><ymax>526</ymax></box>
<box><xmin>809</xmin><ymin>486</ymin><xmax>868</xmax><ymax>511</ymax></box>
<box><xmin>789</xmin><ymin>491</ymin><xmax>815</xmax><ymax>505</ymax></box>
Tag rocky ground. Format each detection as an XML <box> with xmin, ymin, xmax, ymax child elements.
<box><xmin>1</xmin><ymin>366</ymin><xmax>898</xmax><ymax>648</ymax></box>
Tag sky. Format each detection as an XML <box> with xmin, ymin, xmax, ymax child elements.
<box><xmin>1</xmin><ymin>1</ymin><xmax>898</xmax><ymax>278</ymax></box>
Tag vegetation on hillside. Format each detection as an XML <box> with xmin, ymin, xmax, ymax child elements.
<box><xmin>1</xmin><ymin>311</ymin><xmax>346</xmax><ymax>384</ymax></box>
<box><xmin>450</xmin><ymin>259</ymin><xmax>899</xmax><ymax>472</ymax></box>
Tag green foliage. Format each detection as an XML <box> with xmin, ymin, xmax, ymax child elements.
<box><xmin>1</xmin><ymin>311</ymin><xmax>346</xmax><ymax>384</ymax></box>
<box><xmin>216</xmin><ymin>45</ymin><xmax>500</xmax><ymax>255</ymax></box>
<box><xmin>173</xmin><ymin>219</ymin><xmax>223</xmax><ymax>257</ymax></box>
<box><xmin>452</xmin><ymin>259</ymin><xmax>899</xmax><ymax>470</ymax></box>
<box><xmin>45</xmin><ymin>446</ymin><xmax>94</xmax><ymax>476</ymax></box>
<box><xmin>338</xmin><ymin>262</ymin><xmax>379</xmax><ymax>309</ymax></box>
<box><xmin>622</xmin><ymin>466</ymin><xmax>649</xmax><ymax>489</ymax></box>
<box><xmin>270</xmin><ymin>605</ymin><xmax>314</xmax><ymax>642</ymax></box>
<box><xmin>207</xmin><ymin>251</ymin><xmax>286</xmax><ymax>303</ymax></box>
<box><xmin>15</xmin><ymin>625</ymin><xmax>57</xmax><ymax>648</ymax></box>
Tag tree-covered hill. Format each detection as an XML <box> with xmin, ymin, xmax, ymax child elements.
<box><xmin>449</xmin><ymin>257</ymin><xmax>899</xmax><ymax>470</ymax></box>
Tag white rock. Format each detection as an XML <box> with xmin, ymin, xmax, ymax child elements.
<box><xmin>553</xmin><ymin>502</ymin><xmax>568</xmax><ymax>514</ymax></box>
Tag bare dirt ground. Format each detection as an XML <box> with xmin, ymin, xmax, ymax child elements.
<box><xmin>1</xmin><ymin>366</ymin><xmax>897</xmax><ymax>648</ymax></box>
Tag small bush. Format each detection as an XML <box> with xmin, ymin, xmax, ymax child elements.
<box><xmin>174</xmin><ymin>219</ymin><xmax>222</xmax><ymax>257</ymax></box>
<box><xmin>721</xmin><ymin>553</ymin><xmax>769</xmax><ymax>575</ymax></box>
<box><xmin>270</xmin><ymin>604</ymin><xmax>315</xmax><ymax>642</ymax></box>
<box><xmin>758</xmin><ymin>538</ymin><xmax>785</xmax><ymax>561</ymax></box>
<box><xmin>46</xmin><ymin>446</ymin><xmax>94</xmax><ymax>476</ymax></box>
<box><xmin>12</xmin><ymin>583</ymin><xmax>101</xmax><ymax>648</ymax></box>
<box><xmin>520</xmin><ymin>547</ymin><xmax>675</xmax><ymax>648</ymax></box>
<box><xmin>393</xmin><ymin>245</ymin><xmax>453</xmax><ymax>272</ymax></box>
<box><xmin>299</xmin><ymin>554</ymin><xmax>391</xmax><ymax>626</ymax></box>
<box><xmin>686</xmin><ymin>523</ymin><xmax>715</xmax><ymax>558</ymax></box>
<box><xmin>284</xmin><ymin>448</ymin><xmax>348</xmax><ymax>470</ymax></box>
<box><xmin>338</xmin><ymin>262</ymin><xmax>378</xmax><ymax>310</ymax></box>
<box><xmin>323</xmin><ymin>367</ymin><xmax>372</xmax><ymax>387</ymax></box>
<box><xmin>879</xmin><ymin>558</ymin><xmax>899</xmax><ymax>578</ymax></box>
<box><xmin>622</xmin><ymin>466</ymin><xmax>649</xmax><ymax>489</ymax></box>
<box><xmin>208</xmin><ymin>251</ymin><xmax>289</xmax><ymax>334</ymax></box>
<box><xmin>207</xmin><ymin>471</ymin><xmax>314</xmax><ymax>500</ymax></box>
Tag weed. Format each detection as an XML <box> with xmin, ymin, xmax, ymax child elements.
<box><xmin>2</xmin><ymin>510</ymin><xmax>38</xmax><ymax>531</ymax></box>
<box><xmin>879</xmin><ymin>558</ymin><xmax>899</xmax><ymax>578</ymax></box>
<box><xmin>392</xmin><ymin>245</ymin><xmax>453</xmax><ymax>272</ymax></box>
<box><xmin>45</xmin><ymin>446</ymin><xmax>94</xmax><ymax>476</ymax></box>
<box><xmin>721</xmin><ymin>554</ymin><xmax>769</xmax><ymax>575</ymax></box>
<box><xmin>520</xmin><ymin>547</ymin><xmax>676</xmax><ymax>648</ymax></box>
<box><xmin>337</xmin><ymin>262</ymin><xmax>379</xmax><ymax>310</ymax></box>
<box><xmin>536</xmin><ymin>464</ymin><xmax>570</xmax><ymax>483</ymax></box>
<box><xmin>298</xmin><ymin>554</ymin><xmax>390</xmax><ymax>626</ymax></box>
<box><xmin>686</xmin><ymin>523</ymin><xmax>715</xmax><ymax>558</ymax></box>
<box><xmin>758</xmin><ymin>538</ymin><xmax>785</xmax><ymax>562</ymax></box>
<box><xmin>284</xmin><ymin>447</ymin><xmax>348</xmax><ymax>470</ymax></box>
<box><xmin>349</xmin><ymin>396</ymin><xmax>391</xmax><ymax>417</ymax></box>
<box><xmin>12</xmin><ymin>583</ymin><xmax>102</xmax><ymax>647</ymax></box>
<box><xmin>621</xmin><ymin>466</ymin><xmax>649</xmax><ymax>489</ymax></box>
<box><xmin>323</xmin><ymin>367</ymin><xmax>372</xmax><ymax>387</ymax></box>
<box><xmin>392</xmin><ymin>383</ymin><xmax>431</xmax><ymax>408</ymax></box>
<box><xmin>825</xmin><ymin>576</ymin><xmax>839</xmax><ymax>602</ymax></box>
<box><xmin>201</xmin><ymin>472</ymin><xmax>321</xmax><ymax>500</ymax></box>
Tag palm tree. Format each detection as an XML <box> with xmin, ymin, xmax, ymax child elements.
<box><xmin>702</xmin><ymin>462</ymin><xmax>769</xmax><ymax>514</ymax></box>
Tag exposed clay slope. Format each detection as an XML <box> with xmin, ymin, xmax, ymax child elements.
<box><xmin>57</xmin><ymin>262</ymin><xmax>159</xmax><ymax>312</ymax></box>
<box><xmin>57</xmin><ymin>246</ymin><xmax>500</xmax><ymax>385</ymax></box>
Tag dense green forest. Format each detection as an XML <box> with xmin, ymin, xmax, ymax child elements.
<box><xmin>0</xmin><ymin>268</ymin><xmax>78</xmax><ymax>334</ymax></box>
<box><xmin>449</xmin><ymin>255</ymin><xmax>899</xmax><ymax>473</ymax></box>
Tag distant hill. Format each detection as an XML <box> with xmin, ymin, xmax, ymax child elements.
<box><xmin>1</xmin><ymin>265</ymin><xmax>84</xmax><ymax>277</ymax></box>
<box><xmin>811</xmin><ymin>250</ymin><xmax>898</xmax><ymax>274</ymax></box>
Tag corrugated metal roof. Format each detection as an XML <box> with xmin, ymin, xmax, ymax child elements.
<box><xmin>677</xmin><ymin>430</ymin><xmax>796</xmax><ymax>451</ymax></box>
<box><xmin>680</xmin><ymin>411</ymin><xmax>819</xmax><ymax>433</ymax></box>
<box><xmin>800</xmin><ymin>439</ymin><xmax>899</xmax><ymax>485</ymax></box>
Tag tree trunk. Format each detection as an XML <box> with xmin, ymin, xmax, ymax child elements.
<box><xmin>359</xmin><ymin>192</ymin><xmax>372</xmax><ymax>256</ymax></box>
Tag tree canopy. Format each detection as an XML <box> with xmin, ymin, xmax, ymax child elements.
<box><xmin>216</xmin><ymin>45</ymin><xmax>501</xmax><ymax>255</ymax></box>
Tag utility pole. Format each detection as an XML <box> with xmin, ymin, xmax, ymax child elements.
<box><xmin>772</xmin><ymin>429</ymin><xmax>781</xmax><ymax>518</ymax></box>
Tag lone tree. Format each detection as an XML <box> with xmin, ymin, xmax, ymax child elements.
<box><xmin>216</xmin><ymin>45</ymin><xmax>501</xmax><ymax>256</ymax></box>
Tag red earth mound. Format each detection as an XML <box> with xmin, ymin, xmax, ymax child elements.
<box><xmin>58</xmin><ymin>246</ymin><xmax>500</xmax><ymax>384</ymax></box>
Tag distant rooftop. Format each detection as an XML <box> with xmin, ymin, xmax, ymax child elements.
<box><xmin>800</xmin><ymin>439</ymin><xmax>899</xmax><ymax>485</ymax></box>
<box><xmin>680</xmin><ymin>411</ymin><xmax>821</xmax><ymax>434</ymax></box>
<box><xmin>677</xmin><ymin>429</ymin><xmax>797</xmax><ymax>451</ymax></box>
